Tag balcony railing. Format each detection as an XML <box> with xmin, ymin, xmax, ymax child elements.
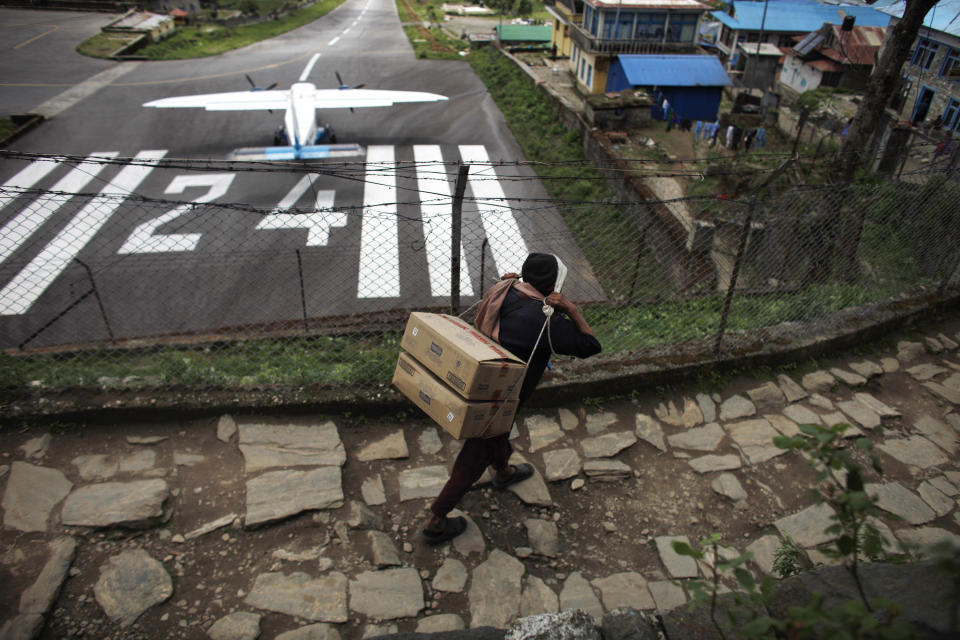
<box><xmin>569</xmin><ymin>23</ymin><xmax>701</xmax><ymax>55</ymax></box>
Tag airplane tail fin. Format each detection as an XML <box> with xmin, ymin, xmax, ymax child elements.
<box><xmin>229</xmin><ymin>144</ymin><xmax>365</xmax><ymax>161</ymax></box>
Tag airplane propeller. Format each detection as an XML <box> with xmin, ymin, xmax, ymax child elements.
<box><xmin>245</xmin><ymin>74</ymin><xmax>278</xmax><ymax>113</ymax></box>
<box><xmin>335</xmin><ymin>72</ymin><xmax>366</xmax><ymax>113</ymax></box>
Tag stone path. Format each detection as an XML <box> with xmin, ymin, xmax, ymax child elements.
<box><xmin>3</xmin><ymin>326</ymin><xmax>960</xmax><ymax>639</ymax></box>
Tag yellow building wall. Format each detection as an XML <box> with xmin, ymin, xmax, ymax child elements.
<box><xmin>549</xmin><ymin>4</ymin><xmax>577</xmax><ymax>58</ymax></box>
<box><xmin>572</xmin><ymin>49</ymin><xmax>611</xmax><ymax>95</ymax></box>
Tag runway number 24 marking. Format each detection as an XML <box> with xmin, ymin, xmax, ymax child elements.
<box><xmin>116</xmin><ymin>173</ymin><xmax>347</xmax><ymax>254</ymax></box>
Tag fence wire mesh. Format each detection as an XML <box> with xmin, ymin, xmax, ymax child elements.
<box><xmin>1</xmin><ymin>149</ymin><xmax>958</xmax><ymax>392</ymax></box>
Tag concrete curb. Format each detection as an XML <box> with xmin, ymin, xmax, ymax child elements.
<box><xmin>0</xmin><ymin>114</ymin><xmax>44</xmax><ymax>148</ymax></box>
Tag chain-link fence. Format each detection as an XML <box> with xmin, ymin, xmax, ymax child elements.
<box><xmin>1</xmin><ymin>149</ymin><xmax>958</xmax><ymax>393</ymax></box>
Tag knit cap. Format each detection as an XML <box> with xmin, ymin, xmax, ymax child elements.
<box><xmin>521</xmin><ymin>253</ymin><xmax>558</xmax><ymax>295</ymax></box>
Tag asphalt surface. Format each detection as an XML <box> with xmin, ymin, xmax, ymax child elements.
<box><xmin>0</xmin><ymin>3</ymin><xmax>597</xmax><ymax>349</ymax></box>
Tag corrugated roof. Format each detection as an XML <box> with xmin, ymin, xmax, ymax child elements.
<box><xmin>736</xmin><ymin>42</ymin><xmax>783</xmax><ymax>55</ymax></box>
<box><xmin>711</xmin><ymin>0</ymin><xmax>891</xmax><ymax>33</ymax></box>
<box><xmin>792</xmin><ymin>23</ymin><xmax>882</xmax><ymax>65</ymax></box>
<box><xmin>617</xmin><ymin>54</ymin><xmax>733</xmax><ymax>86</ymax></box>
<box><xmin>810</xmin><ymin>58</ymin><xmax>845</xmax><ymax>71</ymax></box>
<box><xmin>880</xmin><ymin>0</ymin><xmax>960</xmax><ymax>38</ymax></box>
<box><xmin>494</xmin><ymin>24</ymin><xmax>553</xmax><ymax>42</ymax></box>
<box><xmin>587</xmin><ymin>0</ymin><xmax>708</xmax><ymax>8</ymax></box>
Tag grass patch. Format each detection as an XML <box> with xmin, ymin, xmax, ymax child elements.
<box><xmin>76</xmin><ymin>32</ymin><xmax>141</xmax><ymax>58</ymax></box>
<box><xmin>78</xmin><ymin>0</ymin><xmax>347</xmax><ymax>60</ymax></box>
<box><xmin>0</xmin><ymin>118</ymin><xmax>17</xmax><ymax>139</ymax></box>
<box><xmin>1</xmin><ymin>333</ymin><xmax>401</xmax><ymax>389</ymax></box>
<box><xmin>403</xmin><ymin>24</ymin><xmax>469</xmax><ymax>59</ymax></box>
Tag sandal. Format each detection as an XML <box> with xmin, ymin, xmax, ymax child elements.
<box><xmin>422</xmin><ymin>516</ymin><xmax>467</xmax><ymax>545</ymax></box>
<box><xmin>492</xmin><ymin>463</ymin><xmax>534</xmax><ymax>490</ymax></box>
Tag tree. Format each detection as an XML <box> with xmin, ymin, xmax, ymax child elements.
<box><xmin>825</xmin><ymin>0</ymin><xmax>940</xmax><ymax>280</ymax></box>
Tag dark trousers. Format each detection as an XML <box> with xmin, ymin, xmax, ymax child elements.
<box><xmin>430</xmin><ymin>432</ymin><xmax>512</xmax><ymax>518</ymax></box>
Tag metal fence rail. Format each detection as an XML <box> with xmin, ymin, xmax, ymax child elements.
<box><xmin>0</xmin><ymin>150</ymin><xmax>958</xmax><ymax>391</ymax></box>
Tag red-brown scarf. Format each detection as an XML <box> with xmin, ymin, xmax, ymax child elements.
<box><xmin>474</xmin><ymin>278</ymin><xmax>544</xmax><ymax>342</ymax></box>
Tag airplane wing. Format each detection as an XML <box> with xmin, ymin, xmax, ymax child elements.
<box><xmin>230</xmin><ymin>143</ymin><xmax>365</xmax><ymax>161</ymax></box>
<box><xmin>143</xmin><ymin>90</ymin><xmax>291</xmax><ymax>111</ymax></box>
<box><xmin>307</xmin><ymin>88</ymin><xmax>448</xmax><ymax>109</ymax></box>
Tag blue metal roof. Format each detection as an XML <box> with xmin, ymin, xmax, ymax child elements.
<box><xmin>880</xmin><ymin>0</ymin><xmax>960</xmax><ymax>38</ymax></box>
<box><xmin>616</xmin><ymin>54</ymin><xmax>732</xmax><ymax>86</ymax></box>
<box><xmin>710</xmin><ymin>0</ymin><xmax>892</xmax><ymax>32</ymax></box>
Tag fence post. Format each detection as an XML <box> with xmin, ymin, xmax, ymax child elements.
<box><xmin>714</xmin><ymin>197</ymin><xmax>758</xmax><ymax>357</ymax></box>
<box><xmin>76</xmin><ymin>258</ymin><xmax>115</xmax><ymax>343</ymax></box>
<box><xmin>296</xmin><ymin>249</ymin><xmax>308</xmax><ymax>332</ymax></box>
<box><xmin>450</xmin><ymin>164</ymin><xmax>470</xmax><ymax>315</ymax></box>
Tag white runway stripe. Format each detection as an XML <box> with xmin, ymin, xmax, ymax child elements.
<box><xmin>0</xmin><ymin>158</ymin><xmax>59</xmax><ymax>213</ymax></box>
<box><xmin>257</xmin><ymin>175</ymin><xmax>346</xmax><ymax>246</ymax></box>
<box><xmin>0</xmin><ymin>150</ymin><xmax>167</xmax><ymax>316</ymax></box>
<box><xmin>357</xmin><ymin>145</ymin><xmax>399</xmax><ymax>298</ymax></box>
<box><xmin>458</xmin><ymin>145</ymin><xmax>528</xmax><ymax>275</ymax></box>
<box><xmin>0</xmin><ymin>152</ymin><xmax>118</xmax><ymax>265</ymax></box>
<box><xmin>413</xmin><ymin>145</ymin><xmax>474</xmax><ymax>298</ymax></box>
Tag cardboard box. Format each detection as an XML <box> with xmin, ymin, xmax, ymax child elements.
<box><xmin>400</xmin><ymin>312</ymin><xmax>525</xmax><ymax>401</ymax></box>
<box><xmin>392</xmin><ymin>351</ymin><xmax>518</xmax><ymax>439</ymax></box>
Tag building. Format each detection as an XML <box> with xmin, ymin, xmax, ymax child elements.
<box><xmin>103</xmin><ymin>10</ymin><xmax>175</xmax><ymax>42</ymax></box>
<box><xmin>709</xmin><ymin>0</ymin><xmax>890</xmax><ymax>66</ymax></box>
<box><xmin>780</xmin><ymin>23</ymin><xmax>885</xmax><ymax>94</ymax></box>
<box><xmin>880</xmin><ymin>0</ymin><xmax>960</xmax><ymax>130</ymax></box>
<box><xmin>545</xmin><ymin>0</ymin><xmax>710</xmax><ymax>94</ymax></box>
<box><xmin>606</xmin><ymin>54</ymin><xmax>732</xmax><ymax>121</ymax></box>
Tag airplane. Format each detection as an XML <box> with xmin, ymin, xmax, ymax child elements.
<box><xmin>142</xmin><ymin>53</ymin><xmax>448</xmax><ymax>161</ymax></box>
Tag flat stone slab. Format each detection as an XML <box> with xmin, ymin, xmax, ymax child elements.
<box><xmin>355</xmin><ymin>430</ymin><xmax>408</xmax><ymax>461</ymax></box>
<box><xmin>923</xmin><ymin>381</ymin><xmax>960</xmax><ymax>404</ymax></box>
<box><xmin>72</xmin><ymin>454</ymin><xmax>118</xmax><ymax>481</ymax></box>
<box><xmin>913</xmin><ymin>415</ymin><xmax>958</xmax><ymax>453</ymax></box>
<box><xmin>777</xmin><ymin>374</ymin><xmax>808</xmax><ymax>403</ymax></box>
<box><xmin>61</xmin><ymin>479</ymin><xmax>168</xmax><ymax>529</ymax></box>
<box><xmin>216</xmin><ymin>415</ymin><xmax>237</xmax><ymax>443</ymax></box>
<box><xmin>583</xmin><ymin>459</ymin><xmax>632</xmax><ymax>480</ymax></box>
<box><xmin>829</xmin><ymin>367</ymin><xmax>867</xmax><ymax>387</ymax></box>
<box><xmin>207</xmin><ymin>612</ymin><xmax>261</xmax><ymax>640</ymax></box>
<box><xmin>245</xmin><ymin>571</ymin><xmax>348</xmax><ymax>622</ymax></box>
<box><xmin>238</xmin><ymin>422</ymin><xmax>345</xmax><ymax>472</ymax></box>
<box><xmin>667</xmin><ymin>423</ymin><xmax>725</xmax><ymax>452</ymax></box>
<box><xmin>520</xmin><ymin>576</ymin><xmax>559</xmax><ymax>617</ymax></box>
<box><xmin>416</xmin><ymin>614</ymin><xmax>466</xmax><ymax>633</ymax></box>
<box><xmin>2</xmin><ymin>461</ymin><xmax>73</xmax><ymax>532</ymax></box>
<box><xmin>417</xmin><ymin>428</ymin><xmax>443</xmax><ymax>455</ymax></box>
<box><xmin>432</xmin><ymin>558</ymin><xmax>468</xmax><ymax>593</ymax></box>
<box><xmin>918</xmin><ymin>481</ymin><xmax>954</xmax><ymax>517</ymax></box>
<box><xmin>635</xmin><ymin>414</ymin><xmax>666</xmax><ymax>452</ymax></box>
<box><xmin>593</xmin><ymin>572</ymin><xmax>655</xmax><ymax>611</ymax></box>
<box><xmin>559</xmin><ymin>572</ymin><xmax>604</xmax><ymax>621</ymax></box>
<box><xmin>185</xmin><ymin>513</ymin><xmax>238</xmax><ymax>540</ymax></box>
<box><xmin>746</xmin><ymin>382</ymin><xmax>785</xmax><ymax>413</ymax></box>
<box><xmin>746</xmin><ymin>534</ymin><xmax>781</xmax><ymax>575</ymax></box>
<box><xmin>727</xmin><ymin>419</ymin><xmax>785</xmax><ymax>464</ymax></box>
<box><xmin>867</xmin><ymin>482</ymin><xmax>936</xmax><ymax>525</ymax></box>
<box><xmin>877</xmin><ymin>436</ymin><xmax>949</xmax><ymax>469</ymax></box>
<box><xmin>245</xmin><ymin>468</ymin><xmax>343</xmax><ymax>527</ymax></box>
<box><xmin>775</xmin><ymin>503</ymin><xmax>837</xmax><ymax>547</ymax></box>
<box><xmin>526</xmin><ymin>415</ymin><xmax>564</xmax><ymax>452</ymax></box>
<box><xmin>94</xmin><ymin>549</ymin><xmax>172</xmax><ymax>628</ymax></box>
<box><xmin>581</xmin><ymin>431</ymin><xmax>638</xmax><ymax>458</ymax></box>
<box><xmin>765</xmin><ymin>414</ymin><xmax>800</xmax><ymax>437</ymax></box>
<box><xmin>543</xmin><ymin>448</ymin><xmax>582</xmax><ymax>482</ymax></box>
<box><xmin>835</xmin><ymin>400</ymin><xmax>881</xmax><ymax>430</ymax></box>
<box><xmin>782</xmin><ymin>404</ymin><xmax>822</xmax><ymax>426</ymax></box>
<box><xmin>367</xmin><ymin>530</ymin><xmax>401</xmax><ymax>568</ymax></box>
<box><xmin>398</xmin><ymin>465</ymin><xmax>447</xmax><ymax>502</ymax></box>
<box><xmin>19</xmin><ymin>536</ymin><xmax>76</xmax><ymax>616</ymax></box>
<box><xmin>349</xmin><ymin>568</ymin><xmax>424</xmax><ymax>620</ymax></box>
<box><xmin>585</xmin><ymin>411</ymin><xmax>618</xmax><ymax>435</ymax></box>
<box><xmin>274</xmin><ymin>624</ymin><xmax>341</xmax><ymax>640</ymax></box>
<box><xmin>655</xmin><ymin>536</ymin><xmax>698</xmax><ymax>578</ymax></box>
<box><xmin>849</xmin><ymin>360</ymin><xmax>883</xmax><ymax>379</ymax></box>
<box><xmin>897</xmin><ymin>340</ymin><xmax>926</xmax><ymax>363</ymax></box>
<box><xmin>696</xmin><ymin>393</ymin><xmax>717</xmax><ymax>422</ymax></box>
<box><xmin>711</xmin><ymin>473</ymin><xmax>747</xmax><ymax>502</ymax></box>
<box><xmin>649</xmin><ymin>580</ymin><xmax>687</xmax><ymax>611</ymax></box>
<box><xmin>525</xmin><ymin>518</ymin><xmax>559</xmax><ymax>557</ymax></box>
<box><xmin>719</xmin><ymin>395</ymin><xmax>756</xmax><ymax>421</ymax></box>
<box><xmin>361</xmin><ymin>474</ymin><xmax>386</xmax><ymax>506</ymax></box>
<box><xmin>20</xmin><ymin>433</ymin><xmax>50</xmax><ymax>459</ymax></box>
<box><xmin>906</xmin><ymin>364</ymin><xmax>948</xmax><ymax>381</ymax></box>
<box><xmin>505</xmin><ymin>454</ymin><xmax>552</xmax><ymax>506</ymax></box>
<box><xmin>469</xmin><ymin>549</ymin><xmax>525</xmax><ymax>628</ymax></box>
<box><xmin>895</xmin><ymin>526</ymin><xmax>960</xmax><ymax>550</ymax></box>
<box><xmin>688</xmin><ymin>454</ymin><xmax>742</xmax><ymax>474</ymax></box>
<box><xmin>558</xmin><ymin>408</ymin><xmax>579</xmax><ymax>431</ymax></box>
<box><xmin>808</xmin><ymin>394</ymin><xmax>834</xmax><ymax>410</ymax></box>
<box><xmin>655</xmin><ymin>401</ymin><xmax>685</xmax><ymax>427</ymax></box>
<box><xmin>452</xmin><ymin>511</ymin><xmax>486</xmax><ymax>557</ymax></box>
<box><xmin>801</xmin><ymin>371</ymin><xmax>835</xmax><ymax>393</ymax></box>
<box><xmin>853</xmin><ymin>393</ymin><xmax>900</xmax><ymax>418</ymax></box>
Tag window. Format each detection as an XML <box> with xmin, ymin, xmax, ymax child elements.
<box><xmin>665</xmin><ymin>13</ymin><xmax>699</xmax><ymax>43</ymax></box>
<box><xmin>589</xmin><ymin>7</ymin><xmax>599</xmax><ymax>36</ymax></box>
<box><xmin>616</xmin><ymin>11</ymin><xmax>635</xmax><ymax>39</ymax></box>
<box><xmin>911</xmin><ymin>38</ymin><xmax>940</xmax><ymax>70</ymax></box>
<box><xmin>602</xmin><ymin>13</ymin><xmax>615</xmax><ymax>39</ymax></box>
<box><xmin>942</xmin><ymin>47</ymin><xmax>960</xmax><ymax>79</ymax></box>
<box><xmin>587</xmin><ymin>64</ymin><xmax>593</xmax><ymax>87</ymax></box>
<box><xmin>635</xmin><ymin>13</ymin><xmax>666</xmax><ymax>40</ymax></box>
<box><xmin>944</xmin><ymin>98</ymin><xmax>960</xmax><ymax>131</ymax></box>
<box><xmin>890</xmin><ymin>75</ymin><xmax>913</xmax><ymax>113</ymax></box>
<box><xmin>777</xmin><ymin>34</ymin><xmax>795</xmax><ymax>47</ymax></box>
